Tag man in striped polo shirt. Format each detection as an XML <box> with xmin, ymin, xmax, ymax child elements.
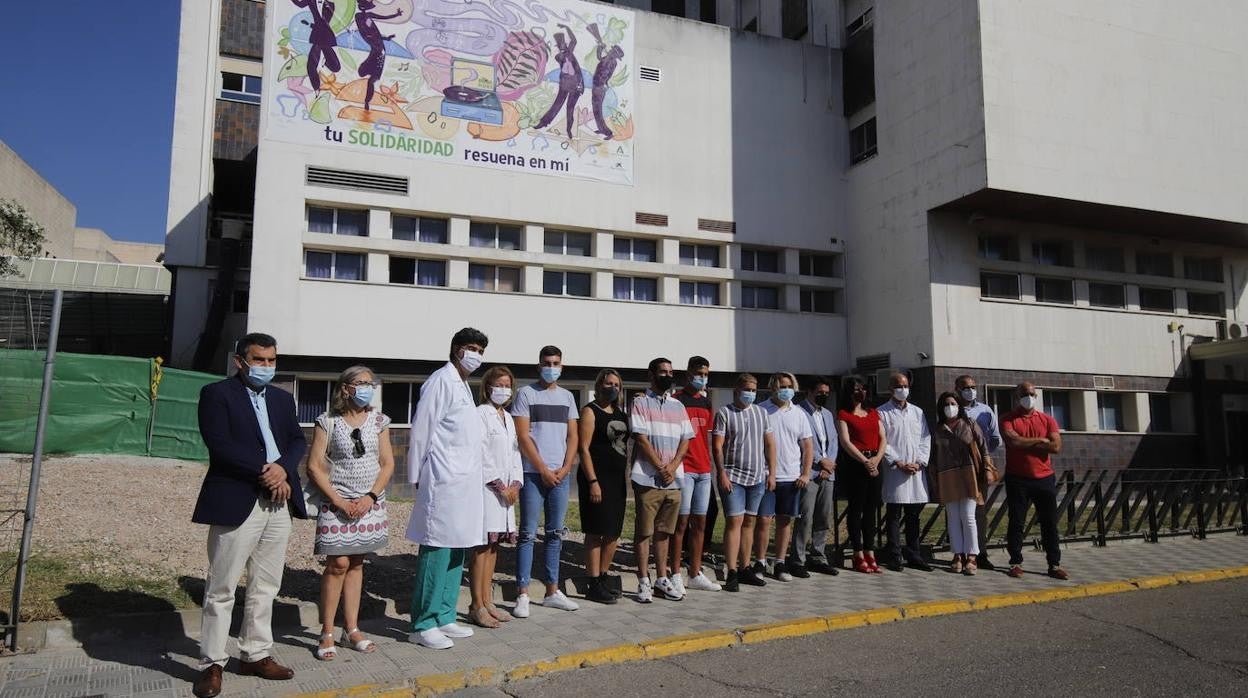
<box><xmin>630</xmin><ymin>357</ymin><xmax>694</xmax><ymax>602</ymax></box>
<box><xmin>712</xmin><ymin>373</ymin><xmax>777</xmax><ymax>592</ymax></box>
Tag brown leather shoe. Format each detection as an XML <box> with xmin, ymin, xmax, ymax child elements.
<box><xmin>1048</xmin><ymin>565</ymin><xmax>1070</xmax><ymax>581</ymax></box>
<box><xmin>192</xmin><ymin>664</ymin><xmax>223</xmax><ymax>698</ymax></box>
<box><xmin>238</xmin><ymin>656</ymin><xmax>295</xmax><ymax>681</ymax></box>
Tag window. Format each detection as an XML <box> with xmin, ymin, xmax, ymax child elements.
<box><xmin>389</xmin><ymin>257</ymin><xmax>446</xmax><ymax>287</ymax></box>
<box><xmin>1032</xmin><ymin>241</ymin><xmax>1073</xmax><ymax>267</ymax></box>
<box><xmin>305</xmin><ymin>250</ymin><xmax>365</xmax><ymax>280</ymax></box>
<box><xmin>469</xmin><ymin>221</ymin><xmax>522</xmax><ymax>249</ymax></box>
<box><xmin>700</xmin><ymin>0</ymin><xmax>717</xmax><ymax>23</ymax></box>
<box><xmin>1187</xmin><ymin>291</ymin><xmax>1224</xmax><ymax>317</ymax></box>
<box><xmin>1148</xmin><ymin>394</ymin><xmax>1173</xmax><ymax>432</ymax></box>
<box><xmin>1183</xmin><ymin>256</ymin><xmax>1223</xmax><ymax>283</ymax></box>
<box><xmin>651</xmin><ymin>0</ymin><xmax>685</xmax><ymax>17</ymax></box>
<box><xmin>782</xmin><ymin>0</ymin><xmax>809</xmax><ymax>40</ymax></box>
<box><xmin>1139</xmin><ymin>287</ymin><xmax>1175</xmax><ymax>313</ymax></box>
<box><xmin>987</xmin><ymin>388</ymin><xmax>1015</xmax><ymax>419</ymax></box>
<box><xmin>1044</xmin><ymin>390</ymin><xmax>1073</xmax><ymax>430</ymax></box>
<box><xmin>393</xmin><ymin>215</ymin><xmax>448</xmax><ymax>243</ymax></box>
<box><xmin>679</xmin><ymin>243</ymin><xmax>720</xmax><ymax>268</ymax></box>
<box><xmin>977</xmin><ymin>234</ymin><xmax>1018</xmax><ymax>262</ymax></box>
<box><xmin>381</xmin><ymin>381</ymin><xmax>422</xmax><ymax>424</ymax></box>
<box><xmin>613</xmin><ymin>276</ymin><xmax>658</xmax><ymax>302</ymax></box>
<box><xmin>1034</xmin><ymin>277</ymin><xmax>1074</xmax><ymax>305</ymax></box>
<box><xmin>799</xmin><ymin>253</ymin><xmax>838</xmax><ymax>277</ymax></box>
<box><xmin>543</xmin><ymin>270</ymin><xmax>591</xmax><ymax>297</ymax></box>
<box><xmin>1097</xmin><ymin>393</ymin><xmax>1124</xmax><ymax>432</ymax></box>
<box><xmin>1136</xmin><ymin>251</ymin><xmax>1173</xmax><ymax>277</ymax></box>
<box><xmin>980</xmin><ymin>271</ymin><xmax>1020</xmax><ymax>300</ymax></box>
<box><xmin>232</xmin><ymin>288</ymin><xmax>249</xmax><ymax>313</ymax></box>
<box><xmin>296</xmin><ymin>379</ymin><xmax>331</xmax><ymax>424</ymax></box>
<box><xmin>1089</xmin><ymin>282</ymin><xmax>1126</xmax><ymax>308</ymax></box>
<box><xmin>468</xmin><ymin>264</ymin><xmax>521</xmax><ymax>292</ymax></box>
<box><xmin>221</xmin><ymin>72</ymin><xmax>261</xmax><ymax>103</ymax></box>
<box><xmin>743</xmin><ymin>17</ymin><xmax>758</xmax><ymax>32</ymax></box>
<box><xmin>679</xmin><ymin>281</ymin><xmax>720</xmax><ymax>306</ymax></box>
<box><xmin>741</xmin><ymin>285</ymin><xmax>780</xmax><ymax>310</ymax></box>
<box><xmin>849</xmin><ymin>118</ymin><xmax>878</xmax><ymax>164</ymax></box>
<box><xmin>842</xmin><ymin>12</ymin><xmax>875</xmax><ymax>115</ymax></box>
<box><xmin>741</xmin><ymin>248</ymin><xmax>780</xmax><ymax>273</ymax></box>
<box><xmin>1085</xmin><ymin>246</ymin><xmax>1125</xmax><ymax>272</ymax></box>
<box><xmin>544</xmin><ymin>229</ymin><xmax>592</xmax><ymax>256</ymax></box>
<box><xmin>800</xmin><ymin>289</ymin><xmax>838</xmax><ymax>314</ymax></box>
<box><xmin>613</xmin><ymin>237</ymin><xmax>657</xmax><ymax>263</ymax></box>
<box><xmin>308</xmin><ymin>207</ymin><xmax>368</xmax><ymax>236</ymax></box>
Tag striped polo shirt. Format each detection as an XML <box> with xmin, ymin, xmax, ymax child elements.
<box><xmin>712</xmin><ymin>403</ymin><xmax>774</xmax><ymax>486</ymax></box>
<box><xmin>629</xmin><ymin>390</ymin><xmax>694</xmax><ymax>490</ymax></box>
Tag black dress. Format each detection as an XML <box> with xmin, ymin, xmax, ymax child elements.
<box><xmin>578</xmin><ymin>402</ymin><xmax>628</xmax><ymax>537</ymax></box>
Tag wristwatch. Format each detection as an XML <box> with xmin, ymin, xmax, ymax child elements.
<box><xmin>366</xmin><ymin>491</ymin><xmax>380</xmax><ymax>503</ymax></box>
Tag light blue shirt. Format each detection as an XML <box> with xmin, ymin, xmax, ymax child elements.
<box><xmin>964</xmin><ymin>400</ymin><xmax>1002</xmax><ymax>454</ymax></box>
<box><xmin>247</xmin><ymin>387</ymin><xmax>282</xmax><ymax>463</ymax></box>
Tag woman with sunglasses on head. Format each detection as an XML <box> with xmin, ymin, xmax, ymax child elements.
<box><xmin>470</xmin><ymin>366</ymin><xmax>524</xmax><ymax>627</ymax></box>
<box><xmin>306</xmin><ymin>365</ymin><xmax>394</xmax><ymax>660</ymax></box>
<box><xmin>835</xmin><ymin>375</ymin><xmax>888</xmax><ymax>574</ymax></box>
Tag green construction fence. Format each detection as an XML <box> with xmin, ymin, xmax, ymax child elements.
<box><xmin>0</xmin><ymin>349</ymin><xmax>217</xmax><ymax>461</ymax></box>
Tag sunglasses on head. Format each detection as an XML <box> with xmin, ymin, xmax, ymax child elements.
<box><xmin>351</xmin><ymin>428</ymin><xmax>365</xmax><ymax>458</ymax></box>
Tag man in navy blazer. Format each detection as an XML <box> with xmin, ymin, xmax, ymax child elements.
<box><xmin>192</xmin><ymin>333</ymin><xmax>307</xmax><ymax>698</ymax></box>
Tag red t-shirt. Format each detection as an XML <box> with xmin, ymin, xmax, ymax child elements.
<box><xmin>1002</xmin><ymin>409</ymin><xmax>1061</xmax><ymax>479</ymax></box>
<box><xmin>674</xmin><ymin>389</ymin><xmax>713</xmax><ymax>474</ymax></box>
<box><xmin>838</xmin><ymin>408</ymin><xmax>881</xmax><ymax>453</ymax></box>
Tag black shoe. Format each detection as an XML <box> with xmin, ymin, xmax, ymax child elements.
<box><xmin>599</xmin><ymin>573</ymin><xmax>623</xmax><ymax>598</ymax></box>
<box><xmin>738</xmin><ymin>566</ymin><xmax>767</xmax><ymax>586</ymax></box>
<box><xmin>885</xmin><ymin>560</ymin><xmax>905</xmax><ymax>572</ymax></box>
<box><xmin>906</xmin><ymin>559</ymin><xmax>934</xmax><ymax>572</ymax></box>
<box><xmin>788</xmin><ymin>562</ymin><xmax>811</xmax><ymax>579</ymax></box>
<box><xmin>587</xmin><ymin>577</ymin><xmax>618</xmax><ymax>604</ymax></box>
<box><xmin>723</xmin><ymin>569</ymin><xmax>740</xmax><ymax>592</ymax></box>
<box><xmin>752</xmin><ymin>560</ymin><xmax>767</xmax><ymax>576</ymax></box>
<box><xmin>808</xmin><ymin>561</ymin><xmax>839</xmax><ymax>576</ymax></box>
<box><xmin>976</xmin><ymin>553</ymin><xmax>995</xmax><ymax>571</ymax></box>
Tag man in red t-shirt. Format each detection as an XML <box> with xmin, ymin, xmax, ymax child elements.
<box><xmin>1001</xmin><ymin>381</ymin><xmax>1068</xmax><ymax>580</ymax></box>
<box><xmin>671</xmin><ymin>356</ymin><xmax>721</xmax><ymax>593</ymax></box>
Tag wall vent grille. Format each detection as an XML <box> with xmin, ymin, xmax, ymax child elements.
<box><xmin>855</xmin><ymin>353</ymin><xmax>892</xmax><ymax>372</ymax></box>
<box><xmin>635</xmin><ymin>212</ymin><xmax>669</xmax><ymax>227</ymax></box>
<box><xmin>1093</xmin><ymin>375</ymin><xmax>1116</xmax><ymax>390</ymax></box>
<box><xmin>639</xmin><ymin>66</ymin><xmax>662</xmax><ymax>83</ymax></box>
<box><xmin>697</xmin><ymin>218</ymin><xmax>735</xmax><ymax>234</ymax></box>
<box><xmin>306</xmin><ymin>166</ymin><xmax>409</xmax><ymax>195</ymax></box>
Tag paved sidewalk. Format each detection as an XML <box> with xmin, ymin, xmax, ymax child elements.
<box><xmin>2</xmin><ymin>535</ymin><xmax>1247</xmax><ymax>697</ymax></box>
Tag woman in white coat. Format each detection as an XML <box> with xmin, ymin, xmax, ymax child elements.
<box><xmin>469</xmin><ymin>366</ymin><xmax>524</xmax><ymax>628</ymax></box>
<box><xmin>406</xmin><ymin>328</ymin><xmax>489</xmax><ymax>650</ymax></box>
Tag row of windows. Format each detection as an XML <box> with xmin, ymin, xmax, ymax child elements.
<box><xmin>306</xmin><ymin>207</ymin><xmax>840</xmax><ymax>277</ymax></box>
<box><xmin>979</xmin><ymin>234</ymin><xmax>1224</xmax><ymax>282</ymax></box>
<box><xmin>981</xmin><ymin>388</ymin><xmax>1175</xmax><ymax>433</ymax></box>
<box><xmin>980</xmin><ymin>270</ymin><xmax>1224</xmax><ymax>316</ymax></box>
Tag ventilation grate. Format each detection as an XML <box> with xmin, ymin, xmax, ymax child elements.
<box><xmin>855</xmin><ymin>353</ymin><xmax>892</xmax><ymax>372</ymax></box>
<box><xmin>306</xmin><ymin>166</ymin><xmax>409</xmax><ymax>195</ymax></box>
<box><xmin>697</xmin><ymin>218</ymin><xmax>735</xmax><ymax>234</ymax></box>
<box><xmin>1093</xmin><ymin>375</ymin><xmax>1115</xmax><ymax>390</ymax></box>
<box><xmin>639</xmin><ymin>66</ymin><xmax>662</xmax><ymax>83</ymax></box>
<box><xmin>635</xmin><ymin>212</ymin><xmax>669</xmax><ymax>227</ymax></box>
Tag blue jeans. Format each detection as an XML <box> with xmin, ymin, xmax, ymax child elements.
<box><xmin>679</xmin><ymin>472</ymin><xmax>713</xmax><ymax>516</ymax></box>
<box><xmin>516</xmin><ymin>472</ymin><xmax>570</xmax><ymax>590</ymax></box>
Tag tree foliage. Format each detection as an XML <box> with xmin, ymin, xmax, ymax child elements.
<box><xmin>0</xmin><ymin>198</ymin><xmax>47</xmax><ymax>276</ymax></box>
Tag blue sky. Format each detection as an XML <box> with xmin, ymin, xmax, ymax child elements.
<box><xmin>0</xmin><ymin>3</ymin><xmax>180</xmax><ymax>244</ymax></box>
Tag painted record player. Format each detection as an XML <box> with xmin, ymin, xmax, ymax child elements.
<box><xmin>440</xmin><ymin>58</ymin><xmax>504</xmax><ymax>126</ymax></box>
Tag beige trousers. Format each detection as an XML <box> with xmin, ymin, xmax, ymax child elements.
<box><xmin>200</xmin><ymin>498</ymin><xmax>291</xmax><ymax>668</ymax></box>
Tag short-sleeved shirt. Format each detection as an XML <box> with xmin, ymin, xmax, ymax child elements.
<box><xmin>630</xmin><ymin>390</ymin><xmax>694</xmax><ymax>489</ymax></box>
<box><xmin>838</xmin><ymin>408</ymin><xmax>881</xmax><ymax>453</ymax></box>
<box><xmin>1002</xmin><ymin>409</ymin><xmax>1061</xmax><ymax>479</ymax></box>
<box><xmin>509</xmin><ymin>383</ymin><xmax>579</xmax><ymax>473</ymax></box>
<box><xmin>713</xmin><ymin>403</ymin><xmax>773</xmax><ymax>486</ymax></box>
<box><xmin>674</xmin><ymin>388</ymin><xmax>713</xmax><ymax>475</ymax></box>
<box><xmin>759</xmin><ymin>400</ymin><xmax>813</xmax><ymax>481</ymax></box>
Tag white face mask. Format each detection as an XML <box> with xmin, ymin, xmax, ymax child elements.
<box><xmin>943</xmin><ymin>405</ymin><xmax>960</xmax><ymax>420</ymax></box>
<box><xmin>490</xmin><ymin>386</ymin><xmax>512</xmax><ymax>405</ymax></box>
<box><xmin>459</xmin><ymin>349</ymin><xmax>483</xmax><ymax>374</ymax></box>
<box><xmin>892</xmin><ymin>387</ymin><xmax>910</xmax><ymax>402</ymax></box>
<box><xmin>1019</xmin><ymin>395</ymin><xmax>1037</xmax><ymax>411</ymax></box>
<box><xmin>960</xmin><ymin>388</ymin><xmax>976</xmax><ymax>403</ymax></box>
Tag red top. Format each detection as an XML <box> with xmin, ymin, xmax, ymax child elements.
<box><xmin>1002</xmin><ymin>409</ymin><xmax>1061</xmax><ymax>479</ymax></box>
<box><xmin>838</xmin><ymin>408</ymin><xmax>881</xmax><ymax>453</ymax></box>
<box><xmin>674</xmin><ymin>389</ymin><xmax>713</xmax><ymax>474</ymax></box>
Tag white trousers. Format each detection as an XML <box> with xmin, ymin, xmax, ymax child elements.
<box><xmin>945</xmin><ymin>498</ymin><xmax>979</xmax><ymax>556</ymax></box>
<box><xmin>200</xmin><ymin>499</ymin><xmax>291</xmax><ymax>668</ymax></box>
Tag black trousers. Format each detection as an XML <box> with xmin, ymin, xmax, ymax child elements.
<box><xmin>838</xmin><ymin>453</ymin><xmax>881</xmax><ymax>552</ymax></box>
<box><xmin>1005</xmin><ymin>474</ymin><xmax>1061</xmax><ymax>567</ymax></box>
<box><xmin>885</xmin><ymin>503</ymin><xmax>925</xmax><ymax>563</ymax></box>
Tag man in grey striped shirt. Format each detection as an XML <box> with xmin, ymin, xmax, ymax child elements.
<box><xmin>712</xmin><ymin>373</ymin><xmax>776</xmax><ymax>592</ymax></box>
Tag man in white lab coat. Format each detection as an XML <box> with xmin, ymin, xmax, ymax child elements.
<box><xmin>878</xmin><ymin>371</ymin><xmax>934</xmax><ymax>572</ymax></box>
<box><xmin>407</xmin><ymin>327</ymin><xmax>489</xmax><ymax>650</ymax></box>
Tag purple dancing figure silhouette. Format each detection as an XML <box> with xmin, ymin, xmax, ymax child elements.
<box><xmin>294</xmin><ymin>0</ymin><xmax>340</xmax><ymax>91</ymax></box>
<box><xmin>590</xmin><ymin>40</ymin><xmax>624</xmax><ymax>139</ymax></box>
<box><xmin>534</xmin><ymin>25</ymin><xmax>583</xmax><ymax>137</ymax></box>
<box><xmin>355</xmin><ymin>0</ymin><xmax>401</xmax><ymax>110</ymax></box>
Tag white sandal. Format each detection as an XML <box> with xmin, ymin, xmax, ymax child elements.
<box><xmin>343</xmin><ymin>628</ymin><xmax>376</xmax><ymax>653</ymax></box>
<box><xmin>315</xmin><ymin>632</ymin><xmax>337</xmax><ymax>660</ymax></box>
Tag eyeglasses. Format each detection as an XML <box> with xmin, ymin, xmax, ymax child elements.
<box><xmin>350</xmin><ymin>428</ymin><xmax>366</xmax><ymax>458</ymax></box>
<box><xmin>348</xmin><ymin>381</ymin><xmax>380</xmax><ymax>388</ymax></box>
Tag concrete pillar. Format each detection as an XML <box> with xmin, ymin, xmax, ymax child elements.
<box><xmin>1073</xmin><ymin>390</ymin><xmax>1099</xmax><ymax>431</ymax></box>
<box><xmin>367</xmin><ymin>252</ymin><xmax>389</xmax><ymax>284</ymax></box>
<box><xmin>447</xmin><ymin>259</ymin><xmax>469</xmax><ymax>289</ymax></box>
<box><xmin>661</xmin><ymin>238</ymin><xmax>681</xmax><ymax>265</ymax></box>
<box><xmin>448</xmin><ymin>217</ymin><xmax>470</xmax><ymax>246</ymax></box>
<box><xmin>784</xmin><ymin>284</ymin><xmax>801</xmax><ymax>312</ymax></box>
<box><xmin>594</xmin><ymin>270</ymin><xmax>613</xmax><ymax>300</ymax></box>
<box><xmin>524</xmin><ymin>264</ymin><xmax>544</xmax><ymax>294</ymax></box>
<box><xmin>370</xmin><ymin>209</ymin><xmax>391</xmax><ymax>240</ymax></box>
<box><xmin>661</xmin><ymin>277</ymin><xmax>681</xmax><ymax>304</ymax></box>
<box><xmin>1125</xmin><ymin>392</ymin><xmax>1149</xmax><ymax>432</ymax></box>
<box><xmin>524</xmin><ymin>224</ymin><xmax>543</xmax><ymax>253</ymax></box>
<box><xmin>1171</xmin><ymin>393</ymin><xmax>1195</xmax><ymax>433</ymax></box>
<box><xmin>595</xmin><ymin>231</ymin><xmax>613</xmax><ymax>260</ymax></box>
<box><xmin>783</xmin><ymin>248</ymin><xmax>800</xmax><ymax>275</ymax></box>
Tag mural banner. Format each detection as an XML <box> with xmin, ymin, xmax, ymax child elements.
<box><xmin>265</xmin><ymin>0</ymin><xmax>636</xmax><ymax>185</ymax></box>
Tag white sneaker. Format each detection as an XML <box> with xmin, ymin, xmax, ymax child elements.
<box><xmin>540</xmin><ymin>590</ymin><xmax>580</xmax><ymax>611</ymax></box>
<box><xmin>686</xmin><ymin>571</ymin><xmax>722</xmax><ymax>592</ymax></box>
<box><xmin>409</xmin><ymin>628</ymin><xmax>453</xmax><ymax>650</ymax></box>
<box><xmin>669</xmin><ymin>572</ymin><xmax>687</xmax><ymax>599</ymax></box>
<box><xmin>513</xmin><ymin>593</ymin><xmax>531</xmax><ymax>618</ymax></box>
<box><xmin>438</xmin><ymin>622</ymin><xmax>474</xmax><ymax>638</ymax></box>
<box><xmin>636</xmin><ymin>576</ymin><xmax>653</xmax><ymax>603</ymax></box>
<box><xmin>653</xmin><ymin>576</ymin><xmax>682</xmax><ymax>601</ymax></box>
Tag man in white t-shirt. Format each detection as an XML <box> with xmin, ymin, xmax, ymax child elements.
<box><xmin>758</xmin><ymin>372</ymin><xmax>813</xmax><ymax>583</ymax></box>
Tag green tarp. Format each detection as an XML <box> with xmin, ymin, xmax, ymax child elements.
<box><xmin>0</xmin><ymin>349</ymin><xmax>217</xmax><ymax>461</ymax></box>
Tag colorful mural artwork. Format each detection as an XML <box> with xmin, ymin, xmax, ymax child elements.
<box><xmin>266</xmin><ymin>0</ymin><xmax>636</xmax><ymax>185</ymax></box>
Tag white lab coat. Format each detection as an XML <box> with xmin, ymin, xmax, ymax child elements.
<box><xmin>477</xmin><ymin>403</ymin><xmax>523</xmax><ymax>536</ymax></box>
<box><xmin>405</xmin><ymin>362</ymin><xmax>486</xmax><ymax>548</ymax></box>
<box><xmin>878</xmin><ymin>400</ymin><xmax>932</xmax><ymax>505</ymax></box>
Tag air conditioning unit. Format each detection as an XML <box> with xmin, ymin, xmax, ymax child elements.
<box><xmin>1216</xmin><ymin>320</ymin><xmax>1248</xmax><ymax>340</ymax></box>
<box><xmin>874</xmin><ymin>368</ymin><xmax>897</xmax><ymax>396</ymax></box>
<box><xmin>1093</xmin><ymin>375</ymin><xmax>1115</xmax><ymax>390</ymax></box>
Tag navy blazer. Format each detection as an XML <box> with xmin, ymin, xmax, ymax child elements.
<box><xmin>192</xmin><ymin>376</ymin><xmax>309</xmax><ymax>526</ymax></box>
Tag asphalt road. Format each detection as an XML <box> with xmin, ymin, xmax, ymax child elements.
<box><xmin>455</xmin><ymin>577</ymin><xmax>1248</xmax><ymax>697</ymax></box>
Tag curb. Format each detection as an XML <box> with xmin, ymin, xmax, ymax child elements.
<box><xmin>292</xmin><ymin>563</ymin><xmax>1248</xmax><ymax>697</ymax></box>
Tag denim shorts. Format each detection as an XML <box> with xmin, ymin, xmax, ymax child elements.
<box><xmin>771</xmin><ymin>480</ymin><xmax>802</xmax><ymax>518</ymax></box>
<box><xmin>721</xmin><ymin>480</ymin><xmax>767</xmax><ymax>517</ymax></box>
<box><xmin>679</xmin><ymin>472</ymin><xmax>713</xmax><ymax>516</ymax></box>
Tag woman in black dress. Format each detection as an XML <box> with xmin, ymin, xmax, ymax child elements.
<box><xmin>577</xmin><ymin>368</ymin><xmax>628</xmax><ymax>603</ymax></box>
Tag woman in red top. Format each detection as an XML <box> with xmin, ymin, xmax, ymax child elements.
<box><xmin>835</xmin><ymin>376</ymin><xmax>888</xmax><ymax>573</ymax></box>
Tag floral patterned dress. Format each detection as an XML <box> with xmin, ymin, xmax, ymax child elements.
<box><xmin>313</xmin><ymin>410</ymin><xmax>390</xmax><ymax>556</ymax></box>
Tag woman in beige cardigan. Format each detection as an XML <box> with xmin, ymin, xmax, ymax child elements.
<box><xmin>930</xmin><ymin>392</ymin><xmax>996</xmax><ymax>575</ymax></box>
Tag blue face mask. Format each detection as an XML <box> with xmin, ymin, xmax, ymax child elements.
<box><xmin>776</xmin><ymin>388</ymin><xmax>796</xmax><ymax>402</ymax></box>
<box><xmin>540</xmin><ymin>366</ymin><xmax>561</xmax><ymax>383</ymax></box>
<box><xmin>247</xmin><ymin>365</ymin><xmax>275</xmax><ymax>387</ymax></box>
<box><xmin>351</xmin><ymin>385</ymin><xmax>374</xmax><ymax>407</ymax></box>
<box><xmin>739</xmin><ymin>390</ymin><xmax>756</xmax><ymax>405</ymax></box>
<box><xmin>690</xmin><ymin>376</ymin><xmax>708</xmax><ymax>391</ymax></box>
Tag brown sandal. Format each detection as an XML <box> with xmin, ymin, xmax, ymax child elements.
<box><xmin>470</xmin><ymin>606</ymin><xmax>501</xmax><ymax>628</ymax></box>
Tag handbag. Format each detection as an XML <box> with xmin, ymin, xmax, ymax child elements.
<box><xmin>303</xmin><ymin>414</ymin><xmax>335</xmax><ymax>513</ymax></box>
<box><xmin>970</xmin><ymin>435</ymin><xmax>999</xmax><ymax>485</ymax></box>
